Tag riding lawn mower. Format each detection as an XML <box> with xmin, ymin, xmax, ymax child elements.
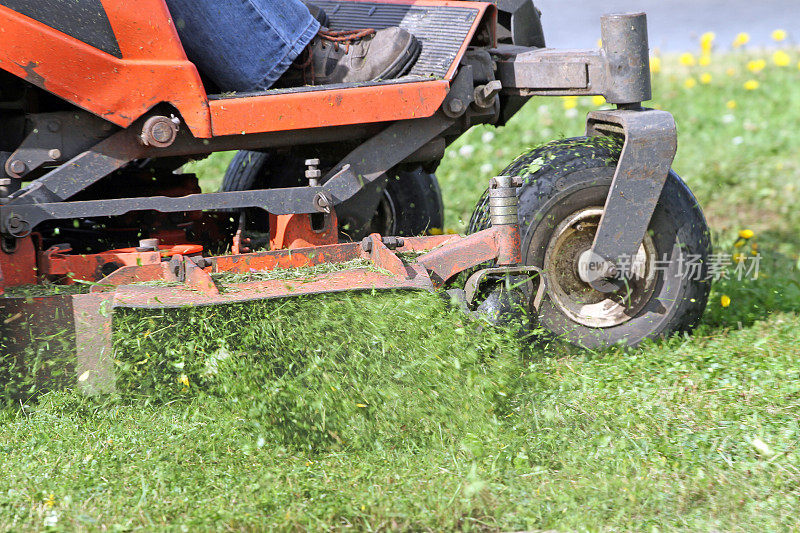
<box><xmin>0</xmin><ymin>0</ymin><xmax>711</xmax><ymax>395</ymax></box>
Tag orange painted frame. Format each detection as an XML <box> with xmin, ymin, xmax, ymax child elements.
<box><xmin>0</xmin><ymin>0</ymin><xmax>212</xmax><ymax>137</ymax></box>
<box><xmin>0</xmin><ymin>0</ymin><xmax>492</xmax><ymax>139</ymax></box>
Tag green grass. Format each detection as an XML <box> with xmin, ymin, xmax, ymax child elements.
<box><xmin>3</xmin><ymin>52</ymin><xmax>800</xmax><ymax>530</ymax></box>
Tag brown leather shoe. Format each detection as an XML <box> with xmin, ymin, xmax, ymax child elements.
<box><xmin>280</xmin><ymin>27</ymin><xmax>421</xmax><ymax>87</ymax></box>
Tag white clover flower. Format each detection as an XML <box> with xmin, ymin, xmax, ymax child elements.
<box><xmin>732</xmin><ymin>136</ymin><xmax>744</xmax><ymax>145</ymax></box>
<box><xmin>481</xmin><ymin>131</ymin><xmax>495</xmax><ymax>143</ymax></box>
<box><xmin>722</xmin><ymin>114</ymin><xmax>735</xmax><ymax>124</ymax></box>
<box><xmin>565</xmin><ymin>108</ymin><xmax>579</xmax><ymax>119</ymax></box>
<box><xmin>458</xmin><ymin>144</ymin><xmax>475</xmax><ymax>157</ymax></box>
<box><xmin>480</xmin><ymin>163</ymin><xmax>493</xmax><ymax>174</ymax></box>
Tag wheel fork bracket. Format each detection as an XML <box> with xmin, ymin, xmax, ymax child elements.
<box><xmin>583</xmin><ymin>108</ymin><xmax>678</xmax><ymax>292</ymax></box>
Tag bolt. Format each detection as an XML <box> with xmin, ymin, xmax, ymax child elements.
<box><xmin>48</xmin><ymin>148</ymin><xmax>61</xmax><ymax>160</ymax></box>
<box><xmin>305</xmin><ymin>159</ymin><xmax>321</xmax><ymax>186</ymax></box>
<box><xmin>361</xmin><ymin>238</ymin><xmax>373</xmax><ymax>252</ymax></box>
<box><xmin>47</xmin><ymin>120</ymin><xmax>61</xmax><ymax>133</ymax></box>
<box><xmin>140</xmin><ymin>115</ymin><xmax>179</xmax><ymax>147</ymax></box>
<box><xmin>138</xmin><ymin>238</ymin><xmax>159</xmax><ymax>251</ymax></box>
<box><xmin>8</xmin><ymin>159</ymin><xmax>25</xmax><ymax>175</ymax></box>
<box><xmin>447</xmin><ymin>98</ymin><xmax>465</xmax><ymax>115</ymax></box>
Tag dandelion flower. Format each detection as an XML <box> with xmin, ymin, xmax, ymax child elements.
<box><xmin>720</xmin><ymin>295</ymin><xmax>731</xmax><ymax>307</ymax></box>
<box><xmin>726</xmin><ymin>67</ymin><xmax>736</xmax><ymax>76</ymax></box>
<box><xmin>356</xmin><ymin>403</ymin><xmax>367</xmax><ymax>408</ymax></box>
<box><xmin>679</xmin><ymin>52</ymin><xmax>696</xmax><ymax>66</ymax></box>
<box><xmin>699</xmin><ymin>55</ymin><xmax>711</xmax><ymax>66</ymax></box>
<box><xmin>733</xmin><ymin>32</ymin><xmax>750</xmax><ymax>48</ymax></box>
<box><xmin>739</xmin><ymin>229</ymin><xmax>755</xmax><ymax>239</ymax></box>
<box><xmin>592</xmin><ymin>95</ymin><xmax>606</xmax><ymax>106</ymax></box>
<box><xmin>773</xmin><ymin>50</ymin><xmax>791</xmax><ymax>67</ymax></box>
<box><xmin>746</xmin><ymin>59</ymin><xmax>766</xmax><ymax>73</ymax></box>
<box><xmin>700</xmin><ymin>32</ymin><xmax>716</xmax><ymax>54</ymax></box>
<box><xmin>178</xmin><ymin>374</ymin><xmax>190</xmax><ymax>387</ymax></box>
<box><xmin>684</xmin><ymin>77</ymin><xmax>697</xmax><ymax>89</ymax></box>
<box><xmin>700</xmin><ymin>73</ymin><xmax>712</xmax><ymax>84</ymax></box>
<box><xmin>650</xmin><ymin>55</ymin><xmax>662</xmax><ymax>73</ymax></box>
<box><xmin>562</xmin><ymin>95</ymin><xmax>578</xmax><ymax>110</ymax></box>
<box><xmin>772</xmin><ymin>29</ymin><xmax>787</xmax><ymax>42</ymax></box>
<box><xmin>744</xmin><ymin>79</ymin><xmax>760</xmax><ymax>91</ymax></box>
<box><xmin>726</xmin><ymin>100</ymin><xmax>737</xmax><ymax>109</ymax></box>
<box><xmin>733</xmin><ymin>253</ymin><xmax>745</xmax><ymax>263</ymax></box>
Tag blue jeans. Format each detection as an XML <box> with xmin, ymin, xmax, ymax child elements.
<box><xmin>165</xmin><ymin>0</ymin><xmax>319</xmax><ymax>91</ymax></box>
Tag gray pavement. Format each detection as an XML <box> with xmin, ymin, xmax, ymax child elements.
<box><xmin>534</xmin><ymin>0</ymin><xmax>800</xmax><ymax>52</ymax></box>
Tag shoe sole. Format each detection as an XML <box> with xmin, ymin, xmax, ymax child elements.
<box><xmin>376</xmin><ymin>35</ymin><xmax>422</xmax><ymax>80</ymax></box>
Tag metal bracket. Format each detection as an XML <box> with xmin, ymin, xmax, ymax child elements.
<box><xmin>5</xmin><ymin>111</ymin><xmax>114</xmax><ymax>179</ymax></box>
<box><xmin>583</xmin><ymin>108</ymin><xmax>678</xmax><ymax>292</ymax></box>
<box><xmin>464</xmin><ymin>265</ymin><xmax>546</xmax><ymax>310</ymax></box>
<box><xmin>492</xmin><ymin>12</ymin><xmax>651</xmax><ymax>105</ymax></box>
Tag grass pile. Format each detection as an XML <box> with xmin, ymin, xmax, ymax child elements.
<box><xmin>3</xmin><ymin>49</ymin><xmax>800</xmax><ymax>529</ymax></box>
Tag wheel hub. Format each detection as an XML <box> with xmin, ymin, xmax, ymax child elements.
<box><xmin>543</xmin><ymin>207</ymin><xmax>657</xmax><ymax>328</ymax></box>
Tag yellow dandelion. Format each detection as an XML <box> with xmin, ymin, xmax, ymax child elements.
<box><xmin>733</xmin><ymin>253</ymin><xmax>745</xmax><ymax>263</ymax></box>
<box><xmin>178</xmin><ymin>374</ymin><xmax>189</xmax><ymax>387</ymax></box>
<box><xmin>720</xmin><ymin>295</ymin><xmax>731</xmax><ymax>308</ymax></box>
<box><xmin>772</xmin><ymin>29</ymin><xmax>787</xmax><ymax>42</ymax></box>
<box><xmin>739</xmin><ymin>229</ymin><xmax>755</xmax><ymax>239</ymax></box>
<box><xmin>747</xmin><ymin>59</ymin><xmax>766</xmax><ymax>73</ymax></box>
<box><xmin>733</xmin><ymin>32</ymin><xmax>750</xmax><ymax>48</ymax></box>
<box><xmin>428</xmin><ymin>227</ymin><xmax>443</xmax><ymax>235</ymax></box>
<box><xmin>700</xmin><ymin>73</ymin><xmax>712</xmax><ymax>84</ymax></box>
<box><xmin>684</xmin><ymin>77</ymin><xmax>697</xmax><ymax>89</ymax></box>
<box><xmin>726</xmin><ymin>100</ymin><xmax>737</xmax><ymax>109</ymax></box>
<box><xmin>562</xmin><ymin>96</ymin><xmax>578</xmax><ymax>110</ymax></box>
<box><xmin>773</xmin><ymin>50</ymin><xmax>791</xmax><ymax>67</ymax></box>
<box><xmin>356</xmin><ymin>403</ymin><xmax>367</xmax><ymax>408</ymax></box>
<box><xmin>700</xmin><ymin>32</ymin><xmax>716</xmax><ymax>54</ymax></box>
<box><xmin>679</xmin><ymin>52</ymin><xmax>696</xmax><ymax>66</ymax></box>
<box><xmin>699</xmin><ymin>54</ymin><xmax>711</xmax><ymax>66</ymax></box>
<box><xmin>650</xmin><ymin>55</ymin><xmax>662</xmax><ymax>73</ymax></box>
<box><xmin>744</xmin><ymin>79</ymin><xmax>760</xmax><ymax>91</ymax></box>
<box><xmin>592</xmin><ymin>95</ymin><xmax>606</xmax><ymax>106</ymax></box>
<box><xmin>726</xmin><ymin>67</ymin><xmax>736</xmax><ymax>76</ymax></box>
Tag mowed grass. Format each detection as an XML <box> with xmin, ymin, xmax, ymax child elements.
<box><xmin>3</xmin><ymin>51</ymin><xmax>800</xmax><ymax>530</ymax></box>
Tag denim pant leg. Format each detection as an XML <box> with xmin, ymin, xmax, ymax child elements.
<box><xmin>164</xmin><ymin>0</ymin><xmax>319</xmax><ymax>91</ymax></box>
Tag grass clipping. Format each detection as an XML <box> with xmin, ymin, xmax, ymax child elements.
<box><xmin>113</xmin><ymin>291</ymin><xmax>527</xmax><ymax>452</ymax></box>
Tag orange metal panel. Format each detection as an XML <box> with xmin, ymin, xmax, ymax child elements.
<box><xmin>210</xmin><ymin>80</ymin><xmax>449</xmax><ymax>136</ymax></box>
<box><xmin>0</xmin><ymin>0</ymin><xmax>212</xmax><ymax>137</ymax></box>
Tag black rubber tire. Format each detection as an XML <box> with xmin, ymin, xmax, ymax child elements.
<box><xmin>468</xmin><ymin>137</ymin><xmax>712</xmax><ymax>349</ymax></box>
<box><xmin>220</xmin><ymin>151</ymin><xmax>444</xmax><ymax>237</ymax></box>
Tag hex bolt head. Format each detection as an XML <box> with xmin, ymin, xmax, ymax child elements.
<box><xmin>305</xmin><ymin>158</ymin><xmax>320</xmax><ymax>167</ymax></box>
<box><xmin>447</xmin><ymin>98</ymin><xmax>465</xmax><ymax>116</ymax></box>
<box><xmin>48</xmin><ymin>148</ymin><xmax>61</xmax><ymax>160</ymax></box>
<box><xmin>8</xmin><ymin>159</ymin><xmax>26</xmax><ymax>175</ymax></box>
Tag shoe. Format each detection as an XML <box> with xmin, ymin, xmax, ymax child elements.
<box><xmin>280</xmin><ymin>27</ymin><xmax>421</xmax><ymax>87</ymax></box>
<box><xmin>304</xmin><ymin>3</ymin><xmax>330</xmax><ymax>28</ymax></box>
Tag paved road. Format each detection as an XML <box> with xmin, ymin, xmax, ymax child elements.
<box><xmin>534</xmin><ymin>0</ymin><xmax>800</xmax><ymax>52</ymax></box>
